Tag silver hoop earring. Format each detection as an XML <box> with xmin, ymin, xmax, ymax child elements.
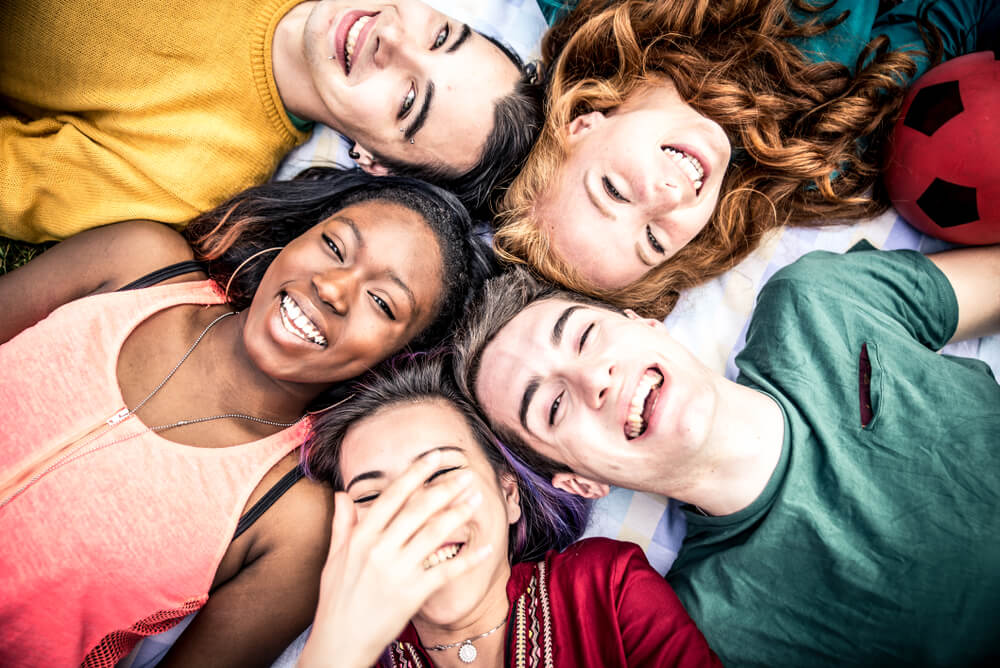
<box><xmin>306</xmin><ymin>393</ymin><xmax>357</xmax><ymax>417</ymax></box>
<box><xmin>224</xmin><ymin>246</ymin><xmax>283</xmax><ymax>302</ymax></box>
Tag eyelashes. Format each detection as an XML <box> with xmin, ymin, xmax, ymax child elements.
<box><xmin>646</xmin><ymin>226</ymin><xmax>665</xmax><ymax>255</ymax></box>
<box><xmin>353</xmin><ymin>465</ymin><xmax>463</xmax><ymax>504</ymax></box>
<box><xmin>602</xmin><ymin>176</ymin><xmax>628</xmax><ymax>202</ymax></box>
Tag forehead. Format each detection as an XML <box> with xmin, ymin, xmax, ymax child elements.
<box><xmin>339</xmin><ymin>399</ymin><xmax>477</xmax><ymax>475</ymax></box>
<box><xmin>476</xmin><ymin>299</ymin><xmax>587</xmax><ymax>400</ymax></box>
<box><xmin>335</xmin><ymin>198</ymin><xmax>442</xmax><ymax>278</ymax></box>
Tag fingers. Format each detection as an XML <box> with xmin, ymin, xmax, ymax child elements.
<box><xmin>378</xmin><ymin>469</ymin><xmax>477</xmax><ymax>550</ymax></box>
<box><xmin>326</xmin><ymin>492</ymin><xmax>356</xmax><ymax>558</ymax></box>
<box><xmin>360</xmin><ymin>449</ymin><xmax>442</xmax><ymax>534</ymax></box>
<box><xmin>417</xmin><ymin>542</ymin><xmax>496</xmax><ymax>599</ymax></box>
<box><xmin>398</xmin><ymin>483</ymin><xmax>483</xmax><ymax>566</ymax></box>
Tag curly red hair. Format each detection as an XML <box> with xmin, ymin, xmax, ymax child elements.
<box><xmin>495</xmin><ymin>0</ymin><xmax>939</xmax><ymax>317</ymax></box>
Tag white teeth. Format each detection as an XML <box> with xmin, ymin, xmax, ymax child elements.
<box><xmin>624</xmin><ymin>369</ymin><xmax>664</xmax><ymax>439</ymax></box>
<box><xmin>280</xmin><ymin>294</ymin><xmax>327</xmax><ymax>346</ymax></box>
<box><xmin>345</xmin><ymin>15</ymin><xmax>372</xmax><ymax>70</ymax></box>
<box><xmin>662</xmin><ymin>147</ymin><xmax>705</xmax><ymax>192</ymax></box>
<box><xmin>422</xmin><ymin>543</ymin><xmax>463</xmax><ymax>570</ymax></box>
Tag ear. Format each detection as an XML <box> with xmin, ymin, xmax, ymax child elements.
<box><xmin>565</xmin><ymin>111</ymin><xmax>606</xmax><ymax>145</ymax></box>
<box><xmin>499</xmin><ymin>472</ymin><xmax>522</xmax><ymax>525</ymax></box>
<box><xmin>551</xmin><ymin>472</ymin><xmax>610</xmax><ymax>499</ymax></box>
<box><xmin>624</xmin><ymin>309</ymin><xmax>663</xmax><ymax>329</ymax></box>
<box><xmin>350</xmin><ymin>143</ymin><xmax>391</xmax><ymax>177</ymax></box>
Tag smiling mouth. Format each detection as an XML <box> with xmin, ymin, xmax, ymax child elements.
<box><xmin>662</xmin><ymin>146</ymin><xmax>704</xmax><ymax>193</ymax></box>
<box><xmin>344</xmin><ymin>13</ymin><xmax>375</xmax><ymax>74</ymax></box>
<box><xmin>625</xmin><ymin>367</ymin><xmax>664</xmax><ymax>440</ymax></box>
<box><xmin>422</xmin><ymin>542</ymin><xmax>465</xmax><ymax>569</ymax></box>
<box><xmin>280</xmin><ymin>293</ymin><xmax>327</xmax><ymax>347</ymax></box>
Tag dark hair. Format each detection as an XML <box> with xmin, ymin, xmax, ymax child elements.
<box><xmin>183</xmin><ymin>167</ymin><xmax>489</xmax><ymax>353</ymax></box>
<box><xmin>305</xmin><ymin>353</ymin><xmax>592</xmax><ymax>563</ymax></box>
<box><xmin>373</xmin><ymin>33</ymin><xmax>545</xmax><ymax>215</ymax></box>
<box><xmin>452</xmin><ymin>267</ymin><xmax>618</xmax><ymax>481</ymax></box>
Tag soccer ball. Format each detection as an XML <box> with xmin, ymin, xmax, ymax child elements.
<box><xmin>885</xmin><ymin>51</ymin><xmax>999</xmax><ymax>244</ymax></box>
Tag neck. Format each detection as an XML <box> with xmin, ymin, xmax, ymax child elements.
<box><xmin>412</xmin><ymin>564</ymin><xmax>511</xmax><ymax>668</ymax></box>
<box><xmin>668</xmin><ymin>382</ymin><xmax>784</xmax><ymax>516</ymax></box>
<box><xmin>271</xmin><ymin>1</ymin><xmax>340</xmax><ymax>128</ymax></box>
<box><xmin>202</xmin><ymin>310</ymin><xmax>328</xmax><ymax>422</ymax></box>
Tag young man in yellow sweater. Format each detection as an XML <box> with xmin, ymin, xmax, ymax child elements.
<box><xmin>0</xmin><ymin>0</ymin><xmax>535</xmax><ymax>242</ymax></box>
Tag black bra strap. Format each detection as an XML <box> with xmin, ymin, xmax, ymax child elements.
<box><xmin>117</xmin><ymin>260</ymin><xmax>206</xmax><ymax>292</ymax></box>
<box><xmin>232</xmin><ymin>465</ymin><xmax>306</xmax><ymax>541</ymax></box>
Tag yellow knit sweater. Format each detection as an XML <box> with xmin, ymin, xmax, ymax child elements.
<box><xmin>0</xmin><ymin>0</ymin><xmax>311</xmax><ymax>242</ymax></box>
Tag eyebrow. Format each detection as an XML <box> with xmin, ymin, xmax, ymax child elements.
<box><xmin>404</xmin><ymin>80</ymin><xmax>434</xmax><ymax>141</ymax></box>
<box><xmin>388</xmin><ymin>270</ymin><xmax>417</xmax><ymax>314</ymax></box>
<box><xmin>584</xmin><ymin>173</ymin><xmax>615</xmax><ymax>221</ymax></box>
<box><xmin>552</xmin><ymin>305</ymin><xmax>583</xmax><ymax>346</ymax></box>
<box><xmin>402</xmin><ymin>24</ymin><xmax>470</xmax><ymax>142</ymax></box>
<box><xmin>334</xmin><ymin>216</ymin><xmax>362</xmax><ymax>245</ymax></box>
<box><xmin>447</xmin><ymin>24</ymin><xmax>472</xmax><ymax>53</ymax></box>
<box><xmin>344</xmin><ymin>445</ymin><xmax>466</xmax><ymax>491</ymax></box>
<box><xmin>518</xmin><ymin>305</ymin><xmax>585</xmax><ymax>432</ymax></box>
<box><xmin>518</xmin><ymin>377</ymin><xmax>540</xmax><ymax>433</ymax></box>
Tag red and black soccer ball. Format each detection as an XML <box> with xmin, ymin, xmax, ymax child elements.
<box><xmin>885</xmin><ymin>51</ymin><xmax>999</xmax><ymax>244</ymax></box>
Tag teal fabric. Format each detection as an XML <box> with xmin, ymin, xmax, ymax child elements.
<box><xmin>793</xmin><ymin>0</ymin><xmax>986</xmax><ymax>81</ymax></box>
<box><xmin>536</xmin><ymin>0</ymin><xmax>576</xmax><ymax>25</ymax></box>
<box><xmin>285</xmin><ymin>110</ymin><xmax>315</xmax><ymax>133</ymax></box>
<box><xmin>669</xmin><ymin>243</ymin><xmax>1000</xmax><ymax>666</ymax></box>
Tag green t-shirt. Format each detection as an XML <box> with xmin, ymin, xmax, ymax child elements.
<box><xmin>669</xmin><ymin>243</ymin><xmax>1000</xmax><ymax>666</ymax></box>
<box><xmin>792</xmin><ymin>0</ymin><xmax>985</xmax><ymax>79</ymax></box>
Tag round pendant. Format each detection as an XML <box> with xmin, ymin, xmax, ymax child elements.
<box><xmin>458</xmin><ymin>641</ymin><xmax>478</xmax><ymax>663</ymax></box>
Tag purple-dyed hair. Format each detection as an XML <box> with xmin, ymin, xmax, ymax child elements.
<box><xmin>303</xmin><ymin>352</ymin><xmax>592</xmax><ymax>563</ymax></box>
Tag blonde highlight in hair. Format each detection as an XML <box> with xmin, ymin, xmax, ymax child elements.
<box><xmin>496</xmin><ymin>0</ymin><xmax>939</xmax><ymax>318</ymax></box>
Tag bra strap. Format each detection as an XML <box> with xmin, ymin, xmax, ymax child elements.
<box><xmin>117</xmin><ymin>260</ymin><xmax>206</xmax><ymax>291</ymax></box>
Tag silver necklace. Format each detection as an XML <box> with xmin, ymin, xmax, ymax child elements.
<box><xmin>0</xmin><ymin>310</ymin><xmax>300</xmax><ymax>511</ymax></box>
<box><xmin>118</xmin><ymin>310</ymin><xmax>300</xmax><ymax>432</ymax></box>
<box><xmin>423</xmin><ymin>617</ymin><xmax>507</xmax><ymax>664</ymax></box>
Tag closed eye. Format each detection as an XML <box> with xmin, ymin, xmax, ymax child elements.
<box><xmin>579</xmin><ymin>323</ymin><xmax>594</xmax><ymax>353</ymax></box>
<box><xmin>368</xmin><ymin>291</ymin><xmax>396</xmax><ymax>320</ymax></box>
<box><xmin>603</xmin><ymin>176</ymin><xmax>629</xmax><ymax>203</ymax></box>
<box><xmin>354</xmin><ymin>492</ymin><xmax>379</xmax><ymax>504</ymax></box>
<box><xmin>646</xmin><ymin>226</ymin><xmax>665</xmax><ymax>255</ymax></box>
<box><xmin>548</xmin><ymin>391</ymin><xmax>564</xmax><ymax>426</ymax></box>
<box><xmin>399</xmin><ymin>84</ymin><xmax>416</xmax><ymax>118</ymax></box>
<box><xmin>322</xmin><ymin>234</ymin><xmax>344</xmax><ymax>262</ymax></box>
<box><xmin>425</xmin><ymin>465</ymin><xmax>462</xmax><ymax>484</ymax></box>
<box><xmin>432</xmin><ymin>24</ymin><xmax>449</xmax><ymax>49</ymax></box>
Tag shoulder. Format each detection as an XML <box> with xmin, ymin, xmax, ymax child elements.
<box><xmin>78</xmin><ymin>220</ymin><xmax>199</xmax><ymax>292</ymax></box>
<box><xmin>550</xmin><ymin>537</ymin><xmax>647</xmax><ymax>581</ymax></box>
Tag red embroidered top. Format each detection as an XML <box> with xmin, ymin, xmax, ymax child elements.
<box><xmin>384</xmin><ymin>538</ymin><xmax>721</xmax><ymax>667</ymax></box>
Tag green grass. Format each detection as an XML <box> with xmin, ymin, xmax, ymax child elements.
<box><xmin>0</xmin><ymin>237</ymin><xmax>49</xmax><ymax>275</ymax></box>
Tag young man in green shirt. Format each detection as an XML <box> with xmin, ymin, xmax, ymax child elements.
<box><xmin>455</xmin><ymin>242</ymin><xmax>1000</xmax><ymax>665</ymax></box>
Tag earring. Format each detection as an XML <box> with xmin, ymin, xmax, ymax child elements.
<box><xmin>306</xmin><ymin>393</ymin><xmax>357</xmax><ymax>417</ymax></box>
<box><xmin>224</xmin><ymin>246</ymin><xmax>283</xmax><ymax>302</ymax></box>
<box><xmin>409</xmin><ymin>138</ymin><xmax>414</xmax><ymax>144</ymax></box>
<box><xmin>348</xmin><ymin>149</ymin><xmax>360</xmax><ymax>160</ymax></box>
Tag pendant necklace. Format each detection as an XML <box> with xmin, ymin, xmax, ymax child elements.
<box><xmin>423</xmin><ymin>617</ymin><xmax>507</xmax><ymax>664</ymax></box>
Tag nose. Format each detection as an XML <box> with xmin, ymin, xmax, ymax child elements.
<box><xmin>567</xmin><ymin>356</ymin><xmax>615</xmax><ymax>410</ymax></box>
<box><xmin>312</xmin><ymin>268</ymin><xmax>355</xmax><ymax>316</ymax></box>
<box><xmin>372</xmin><ymin>17</ymin><xmax>421</xmax><ymax>71</ymax></box>
<box><xmin>645</xmin><ymin>175</ymin><xmax>684</xmax><ymax>212</ymax></box>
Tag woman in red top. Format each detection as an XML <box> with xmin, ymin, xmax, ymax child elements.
<box><xmin>299</xmin><ymin>355</ymin><xmax>720</xmax><ymax>667</ymax></box>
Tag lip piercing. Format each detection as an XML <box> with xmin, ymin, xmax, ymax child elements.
<box><xmin>348</xmin><ymin>149</ymin><xmax>360</xmax><ymax>160</ymax></box>
<box><xmin>328</xmin><ymin>55</ymin><xmax>335</xmax><ymax>60</ymax></box>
